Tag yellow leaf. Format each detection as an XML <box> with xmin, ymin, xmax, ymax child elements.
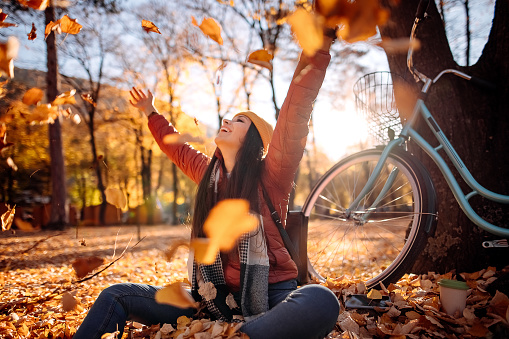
<box><xmin>287</xmin><ymin>8</ymin><xmax>323</xmax><ymax>56</ymax></box>
<box><xmin>17</xmin><ymin>0</ymin><xmax>49</xmax><ymax>11</ymax></box>
<box><xmin>191</xmin><ymin>16</ymin><xmax>223</xmax><ymax>45</ymax></box>
<box><xmin>105</xmin><ymin>187</ymin><xmax>127</xmax><ymax>209</ymax></box>
<box><xmin>0</xmin><ymin>37</ymin><xmax>19</xmax><ymax>78</ymax></box>
<box><xmin>177</xmin><ymin>315</ymin><xmax>191</xmax><ymax>329</ymax></box>
<box><xmin>378</xmin><ymin>38</ymin><xmax>421</xmax><ymax>54</ymax></box>
<box><xmin>141</xmin><ymin>19</ymin><xmax>161</xmax><ymax>34</ymax></box>
<box><xmin>190</xmin><ymin>238</ymin><xmax>217</xmax><ymax>265</ymax></box>
<box><xmin>101</xmin><ymin>331</ymin><xmax>120</xmax><ymax>339</ymax></box>
<box><xmin>155</xmin><ymin>282</ymin><xmax>197</xmax><ymax>308</ymax></box>
<box><xmin>22</xmin><ymin>87</ymin><xmax>44</xmax><ymax>105</ymax></box>
<box><xmin>247</xmin><ymin>49</ymin><xmax>274</xmax><ymax>71</ymax></box>
<box><xmin>81</xmin><ymin>93</ymin><xmax>97</xmax><ymax>107</ymax></box>
<box><xmin>1</xmin><ymin>204</ymin><xmax>15</xmax><ymax>231</ymax></box>
<box><xmin>0</xmin><ymin>10</ymin><xmax>17</xmax><ymax>28</ymax></box>
<box><xmin>203</xmin><ymin>199</ymin><xmax>258</xmax><ymax>251</ymax></box>
<box><xmin>52</xmin><ymin>89</ymin><xmax>76</xmax><ymax>106</ymax></box>
<box><xmin>367</xmin><ymin>289</ymin><xmax>382</xmax><ymax>300</ymax></box>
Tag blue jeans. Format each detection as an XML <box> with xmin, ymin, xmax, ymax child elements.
<box><xmin>73</xmin><ymin>280</ymin><xmax>339</xmax><ymax>339</ymax></box>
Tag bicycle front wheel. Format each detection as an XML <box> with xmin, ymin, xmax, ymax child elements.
<box><xmin>302</xmin><ymin>148</ymin><xmax>437</xmax><ymax>288</ymax></box>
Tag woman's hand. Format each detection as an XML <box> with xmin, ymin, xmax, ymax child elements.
<box><xmin>129</xmin><ymin>87</ymin><xmax>157</xmax><ymax>117</ymax></box>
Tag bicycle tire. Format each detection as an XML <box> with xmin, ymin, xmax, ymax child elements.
<box><xmin>302</xmin><ymin>147</ymin><xmax>437</xmax><ymax>288</ymax></box>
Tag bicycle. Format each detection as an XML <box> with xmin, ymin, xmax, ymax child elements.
<box><xmin>302</xmin><ymin>0</ymin><xmax>509</xmax><ymax>289</ymax></box>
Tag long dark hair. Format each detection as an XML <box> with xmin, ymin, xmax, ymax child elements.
<box><xmin>192</xmin><ymin>123</ymin><xmax>265</xmax><ymax>238</ymax></box>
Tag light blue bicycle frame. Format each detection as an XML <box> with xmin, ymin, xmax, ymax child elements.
<box><xmin>346</xmin><ymin>98</ymin><xmax>509</xmax><ymax>237</ymax></box>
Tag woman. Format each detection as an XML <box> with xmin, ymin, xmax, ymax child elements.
<box><xmin>74</xmin><ymin>34</ymin><xmax>339</xmax><ymax>339</ymax></box>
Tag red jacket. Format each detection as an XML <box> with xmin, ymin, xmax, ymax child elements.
<box><xmin>148</xmin><ymin>50</ymin><xmax>331</xmax><ymax>287</ymax></box>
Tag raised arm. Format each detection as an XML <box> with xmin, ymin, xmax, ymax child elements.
<box><xmin>130</xmin><ymin>87</ymin><xmax>211</xmax><ymax>184</ymax></box>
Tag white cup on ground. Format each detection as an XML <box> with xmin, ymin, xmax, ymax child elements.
<box><xmin>438</xmin><ymin>279</ymin><xmax>469</xmax><ymax>316</ymax></box>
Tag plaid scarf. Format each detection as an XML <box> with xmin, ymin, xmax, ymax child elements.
<box><xmin>190</xmin><ymin>162</ymin><xmax>270</xmax><ymax>321</ymax></box>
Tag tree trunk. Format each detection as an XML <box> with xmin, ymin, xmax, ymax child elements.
<box><xmin>88</xmin><ymin>115</ymin><xmax>107</xmax><ymax>225</ymax></box>
<box><xmin>380</xmin><ymin>0</ymin><xmax>509</xmax><ymax>274</ymax></box>
<box><xmin>45</xmin><ymin>6</ymin><xmax>68</xmax><ymax>230</ymax></box>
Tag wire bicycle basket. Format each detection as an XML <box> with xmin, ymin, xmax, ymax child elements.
<box><xmin>353</xmin><ymin>71</ymin><xmax>404</xmax><ymax>145</ymax></box>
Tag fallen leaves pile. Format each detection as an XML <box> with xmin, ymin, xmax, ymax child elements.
<box><xmin>1</xmin><ymin>225</ymin><xmax>508</xmax><ymax>338</ymax></box>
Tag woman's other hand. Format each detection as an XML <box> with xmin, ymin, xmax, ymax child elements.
<box><xmin>130</xmin><ymin>87</ymin><xmax>157</xmax><ymax>117</ymax></box>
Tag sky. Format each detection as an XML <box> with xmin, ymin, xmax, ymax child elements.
<box><xmin>4</xmin><ymin>0</ymin><xmax>495</xmax><ymax>162</ymax></box>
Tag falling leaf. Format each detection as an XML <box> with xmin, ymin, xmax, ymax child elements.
<box><xmin>0</xmin><ymin>36</ymin><xmax>19</xmax><ymax>78</ymax></box>
<box><xmin>190</xmin><ymin>238</ymin><xmax>216</xmax><ymax>264</ymax></box>
<box><xmin>191</xmin><ymin>16</ymin><xmax>223</xmax><ymax>45</ymax></box>
<box><xmin>71</xmin><ymin>256</ymin><xmax>105</xmax><ymax>278</ymax></box>
<box><xmin>72</xmin><ymin>112</ymin><xmax>81</xmax><ymax>124</ymax></box>
<box><xmin>17</xmin><ymin>0</ymin><xmax>49</xmax><ymax>11</ymax></box>
<box><xmin>81</xmin><ymin>93</ymin><xmax>97</xmax><ymax>107</ymax></box>
<box><xmin>6</xmin><ymin>157</ymin><xmax>18</xmax><ymax>171</ymax></box>
<box><xmin>141</xmin><ymin>19</ymin><xmax>161</xmax><ymax>34</ymax></box>
<box><xmin>287</xmin><ymin>8</ymin><xmax>323</xmax><ymax>56</ymax></box>
<box><xmin>193</xmin><ymin>117</ymin><xmax>199</xmax><ymax>126</ymax></box>
<box><xmin>163</xmin><ymin>133</ymin><xmax>204</xmax><ymax>145</ymax></box>
<box><xmin>62</xmin><ymin>292</ymin><xmax>78</xmax><ymax>312</ymax></box>
<box><xmin>247</xmin><ymin>49</ymin><xmax>274</xmax><ymax>71</ymax></box>
<box><xmin>0</xmin><ymin>10</ymin><xmax>17</xmax><ymax>28</ymax></box>
<box><xmin>105</xmin><ymin>187</ymin><xmax>127</xmax><ymax>209</ymax></box>
<box><xmin>378</xmin><ymin>38</ymin><xmax>421</xmax><ymax>54</ymax></box>
<box><xmin>28</xmin><ymin>23</ymin><xmax>37</xmax><ymax>40</ymax></box>
<box><xmin>226</xmin><ymin>293</ymin><xmax>238</xmax><ymax>309</ymax></box>
<box><xmin>367</xmin><ymin>289</ymin><xmax>382</xmax><ymax>300</ymax></box>
<box><xmin>1</xmin><ymin>125</ymin><xmax>14</xmax><ymax>151</ymax></box>
<box><xmin>155</xmin><ymin>282</ymin><xmax>197</xmax><ymax>308</ymax></box>
<box><xmin>14</xmin><ymin>218</ymin><xmax>37</xmax><ymax>231</ymax></box>
<box><xmin>45</xmin><ymin>15</ymin><xmax>82</xmax><ymax>39</ymax></box>
<box><xmin>197</xmin><ymin>199</ymin><xmax>258</xmax><ymax>264</ymax></box>
<box><xmin>164</xmin><ymin>239</ymin><xmax>190</xmax><ymax>262</ymax></box>
<box><xmin>25</xmin><ymin>103</ymin><xmax>59</xmax><ymax>124</ymax></box>
<box><xmin>1</xmin><ymin>204</ymin><xmax>15</xmax><ymax>231</ymax></box>
<box><xmin>52</xmin><ymin>89</ymin><xmax>76</xmax><ymax>106</ymax></box>
<box><xmin>198</xmin><ymin>281</ymin><xmax>217</xmax><ymax>301</ymax></box>
<box><xmin>22</xmin><ymin>88</ymin><xmax>44</xmax><ymax>105</ymax></box>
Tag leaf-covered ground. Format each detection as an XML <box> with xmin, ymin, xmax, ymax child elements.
<box><xmin>0</xmin><ymin>226</ymin><xmax>508</xmax><ymax>339</ymax></box>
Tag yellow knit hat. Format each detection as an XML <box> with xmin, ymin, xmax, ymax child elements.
<box><xmin>234</xmin><ymin>111</ymin><xmax>274</xmax><ymax>155</ymax></box>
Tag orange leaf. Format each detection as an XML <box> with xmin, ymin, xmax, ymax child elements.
<box><xmin>28</xmin><ymin>23</ymin><xmax>37</xmax><ymax>40</ymax></box>
<box><xmin>105</xmin><ymin>187</ymin><xmax>127</xmax><ymax>209</ymax></box>
<box><xmin>81</xmin><ymin>93</ymin><xmax>97</xmax><ymax>107</ymax></box>
<box><xmin>203</xmin><ymin>199</ymin><xmax>258</xmax><ymax>251</ymax></box>
<box><xmin>378</xmin><ymin>38</ymin><xmax>421</xmax><ymax>54</ymax></box>
<box><xmin>191</xmin><ymin>16</ymin><xmax>223</xmax><ymax>45</ymax></box>
<box><xmin>14</xmin><ymin>217</ymin><xmax>37</xmax><ymax>231</ymax></box>
<box><xmin>0</xmin><ymin>37</ymin><xmax>19</xmax><ymax>78</ymax></box>
<box><xmin>141</xmin><ymin>20</ymin><xmax>161</xmax><ymax>34</ymax></box>
<box><xmin>155</xmin><ymin>282</ymin><xmax>197</xmax><ymax>308</ymax></box>
<box><xmin>190</xmin><ymin>238</ymin><xmax>217</xmax><ymax>265</ymax></box>
<box><xmin>0</xmin><ymin>10</ymin><xmax>17</xmax><ymax>28</ymax></box>
<box><xmin>25</xmin><ymin>104</ymin><xmax>59</xmax><ymax>124</ymax></box>
<box><xmin>164</xmin><ymin>239</ymin><xmax>190</xmax><ymax>262</ymax></box>
<box><xmin>45</xmin><ymin>15</ymin><xmax>82</xmax><ymax>39</ymax></box>
<box><xmin>71</xmin><ymin>256</ymin><xmax>105</xmax><ymax>278</ymax></box>
<box><xmin>17</xmin><ymin>0</ymin><xmax>49</xmax><ymax>11</ymax></box>
<box><xmin>1</xmin><ymin>204</ymin><xmax>15</xmax><ymax>231</ymax></box>
<box><xmin>52</xmin><ymin>89</ymin><xmax>76</xmax><ymax>106</ymax></box>
<box><xmin>367</xmin><ymin>289</ymin><xmax>382</xmax><ymax>300</ymax></box>
<box><xmin>247</xmin><ymin>49</ymin><xmax>274</xmax><ymax>71</ymax></box>
<box><xmin>287</xmin><ymin>8</ymin><xmax>323</xmax><ymax>56</ymax></box>
<box><xmin>22</xmin><ymin>88</ymin><xmax>44</xmax><ymax>105</ymax></box>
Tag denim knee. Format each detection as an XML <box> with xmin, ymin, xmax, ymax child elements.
<box><xmin>298</xmin><ymin>284</ymin><xmax>340</xmax><ymax>328</ymax></box>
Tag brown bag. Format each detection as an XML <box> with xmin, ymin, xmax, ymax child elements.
<box><xmin>262</xmin><ymin>185</ymin><xmax>309</xmax><ymax>285</ymax></box>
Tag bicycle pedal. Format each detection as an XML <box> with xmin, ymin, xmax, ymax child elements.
<box><xmin>482</xmin><ymin>239</ymin><xmax>509</xmax><ymax>248</ymax></box>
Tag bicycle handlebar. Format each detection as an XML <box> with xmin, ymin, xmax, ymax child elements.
<box><xmin>408</xmin><ymin>0</ymin><xmax>496</xmax><ymax>93</ymax></box>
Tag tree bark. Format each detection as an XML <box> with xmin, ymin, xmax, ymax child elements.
<box><xmin>380</xmin><ymin>0</ymin><xmax>509</xmax><ymax>274</ymax></box>
<box><xmin>45</xmin><ymin>6</ymin><xmax>68</xmax><ymax>230</ymax></box>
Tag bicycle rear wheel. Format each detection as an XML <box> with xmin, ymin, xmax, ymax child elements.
<box><xmin>302</xmin><ymin>148</ymin><xmax>437</xmax><ymax>288</ymax></box>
